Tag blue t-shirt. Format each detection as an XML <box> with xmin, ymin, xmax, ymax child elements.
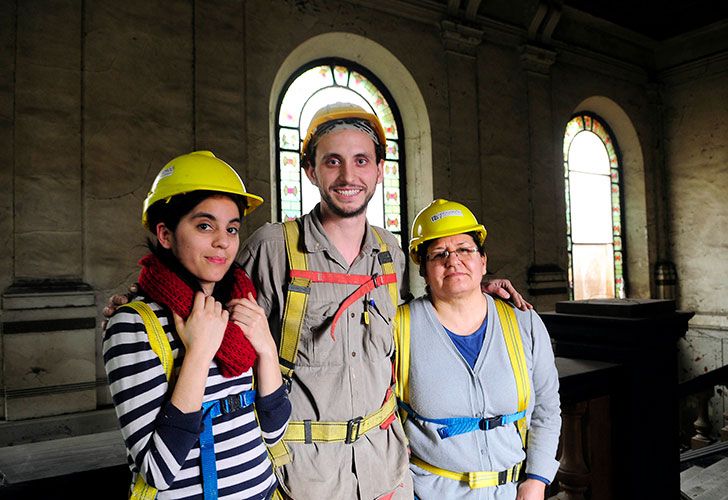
<box><xmin>444</xmin><ymin>317</ymin><xmax>487</xmax><ymax>369</ymax></box>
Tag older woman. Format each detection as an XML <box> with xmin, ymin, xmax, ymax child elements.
<box><xmin>397</xmin><ymin>199</ymin><xmax>561</xmax><ymax>500</ymax></box>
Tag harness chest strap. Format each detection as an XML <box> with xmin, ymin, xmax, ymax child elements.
<box><xmin>397</xmin><ymin>400</ymin><xmax>526</xmax><ymax>439</ymax></box>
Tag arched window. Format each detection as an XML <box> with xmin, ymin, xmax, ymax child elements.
<box><xmin>275</xmin><ymin>59</ymin><xmax>406</xmax><ymax>243</ymax></box>
<box><xmin>564</xmin><ymin>113</ymin><xmax>626</xmax><ymax>300</ymax></box>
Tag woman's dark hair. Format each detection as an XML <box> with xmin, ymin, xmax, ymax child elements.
<box><xmin>144</xmin><ymin>190</ymin><xmax>245</xmax><ymax>302</ymax></box>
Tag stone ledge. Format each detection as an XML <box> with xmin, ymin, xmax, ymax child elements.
<box><xmin>0</xmin><ymin>430</ymin><xmax>126</xmax><ymax>484</ymax></box>
<box><xmin>0</xmin><ymin>408</ymin><xmax>119</xmax><ymax>447</ymax></box>
<box><xmin>2</xmin><ymin>281</ymin><xmax>94</xmax><ymax>310</ymax></box>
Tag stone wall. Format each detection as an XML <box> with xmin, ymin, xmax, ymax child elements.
<box><xmin>665</xmin><ymin>66</ymin><xmax>728</xmax><ymax>440</ymax></box>
<box><xmin>0</xmin><ymin>0</ymin><xmax>725</xmax><ymax>433</ymax></box>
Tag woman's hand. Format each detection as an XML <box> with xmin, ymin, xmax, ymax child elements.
<box><xmin>227</xmin><ymin>293</ymin><xmax>277</xmax><ymax>358</ymax></box>
<box><xmin>170</xmin><ymin>292</ymin><xmax>228</xmax><ymax>413</ymax></box>
<box><xmin>173</xmin><ymin>292</ymin><xmax>227</xmax><ymax>363</ymax></box>
<box><xmin>516</xmin><ymin>478</ymin><xmax>547</xmax><ymax>500</ymax></box>
<box><xmin>482</xmin><ymin>278</ymin><xmax>533</xmax><ymax>311</ymax></box>
<box><xmin>227</xmin><ymin>293</ymin><xmax>282</xmax><ymax>396</ymax></box>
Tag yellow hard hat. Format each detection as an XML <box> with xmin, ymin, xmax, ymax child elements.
<box><xmin>142</xmin><ymin>150</ymin><xmax>264</xmax><ymax>229</ymax></box>
<box><xmin>300</xmin><ymin>102</ymin><xmax>387</xmax><ymax>166</ymax></box>
<box><xmin>409</xmin><ymin>199</ymin><xmax>488</xmax><ymax>264</ymax></box>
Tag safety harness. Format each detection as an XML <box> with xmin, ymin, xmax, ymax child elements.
<box><xmin>122</xmin><ymin>301</ymin><xmax>275</xmax><ymax>500</ymax></box>
<box><xmin>267</xmin><ymin>220</ymin><xmax>400</xmax><ymax>464</ymax></box>
<box><xmin>393</xmin><ymin>298</ymin><xmax>531</xmax><ymax>489</ymax></box>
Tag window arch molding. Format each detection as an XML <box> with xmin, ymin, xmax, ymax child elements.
<box><xmin>570</xmin><ymin>96</ymin><xmax>651</xmax><ymax>298</ymax></box>
<box><xmin>269</xmin><ymin>32</ymin><xmax>433</xmax><ymax>296</ymax></box>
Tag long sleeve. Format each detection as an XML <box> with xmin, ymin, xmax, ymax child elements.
<box><xmin>255</xmin><ymin>383</ymin><xmax>291</xmax><ymax>446</ymax></box>
<box><xmin>103</xmin><ymin>304</ymin><xmax>196</xmax><ymax>490</ymax></box>
<box><xmin>525</xmin><ymin>310</ymin><xmax>562</xmax><ymax>481</ymax></box>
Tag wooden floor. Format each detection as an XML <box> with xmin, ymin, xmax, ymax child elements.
<box><xmin>0</xmin><ymin>464</ymin><xmax>130</xmax><ymax>499</ymax></box>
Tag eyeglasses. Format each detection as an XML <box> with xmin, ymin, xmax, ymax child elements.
<box><xmin>425</xmin><ymin>247</ymin><xmax>480</xmax><ymax>264</ymax></box>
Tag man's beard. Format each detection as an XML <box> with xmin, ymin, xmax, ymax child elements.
<box><xmin>319</xmin><ymin>188</ymin><xmax>375</xmax><ymax>219</ymax></box>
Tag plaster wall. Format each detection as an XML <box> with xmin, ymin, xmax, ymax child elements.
<box><xmin>666</xmin><ymin>70</ymin><xmax>728</xmax><ymax>439</ymax></box>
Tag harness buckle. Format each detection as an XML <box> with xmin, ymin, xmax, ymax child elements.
<box><xmin>345</xmin><ymin>416</ymin><xmax>364</xmax><ymax>444</ymax></box>
<box><xmin>283</xmin><ymin>375</ymin><xmax>293</xmax><ymax>393</ymax></box>
<box><xmin>497</xmin><ymin>469</ymin><xmax>508</xmax><ymax>485</ymax></box>
<box><xmin>479</xmin><ymin>415</ymin><xmax>504</xmax><ymax>431</ymax></box>
<box><xmin>223</xmin><ymin>393</ymin><xmax>244</xmax><ymax>414</ymax></box>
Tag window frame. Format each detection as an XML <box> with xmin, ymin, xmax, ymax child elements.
<box><xmin>564</xmin><ymin>111</ymin><xmax>627</xmax><ymax>299</ymax></box>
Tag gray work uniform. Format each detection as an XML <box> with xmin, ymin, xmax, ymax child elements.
<box><xmin>404</xmin><ymin>294</ymin><xmax>561</xmax><ymax>499</ymax></box>
<box><xmin>239</xmin><ymin>206</ymin><xmax>412</xmax><ymax>500</ymax></box>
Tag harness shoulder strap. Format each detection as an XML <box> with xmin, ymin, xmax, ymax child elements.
<box><xmin>123</xmin><ymin>301</ymin><xmax>174</xmax><ymax>381</ymax></box>
<box><xmin>279</xmin><ymin>220</ymin><xmax>310</xmax><ymax>379</ymax></box>
<box><xmin>122</xmin><ymin>301</ymin><xmax>171</xmax><ymax>500</ymax></box>
<box><xmin>393</xmin><ymin>303</ymin><xmax>411</xmax><ymax>405</ymax></box>
<box><xmin>493</xmin><ymin>298</ymin><xmax>530</xmax><ymax>448</ymax></box>
<box><xmin>372</xmin><ymin>227</ymin><xmax>399</xmax><ymax>309</ymax></box>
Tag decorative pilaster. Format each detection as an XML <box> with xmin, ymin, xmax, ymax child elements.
<box><xmin>521</xmin><ymin>41</ymin><xmax>568</xmax><ymax>302</ymax></box>
<box><xmin>439</xmin><ymin>19</ymin><xmax>484</xmax><ymax>213</ymax></box>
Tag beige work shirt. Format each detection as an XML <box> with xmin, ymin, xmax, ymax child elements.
<box><xmin>239</xmin><ymin>206</ymin><xmax>411</xmax><ymax>500</ymax></box>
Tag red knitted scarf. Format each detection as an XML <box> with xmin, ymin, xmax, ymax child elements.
<box><xmin>137</xmin><ymin>253</ymin><xmax>257</xmax><ymax>378</ymax></box>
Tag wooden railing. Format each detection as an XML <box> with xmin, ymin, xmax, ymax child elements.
<box><xmin>679</xmin><ymin>364</ymin><xmax>728</xmax><ymax>449</ymax></box>
<box><xmin>548</xmin><ymin>358</ymin><xmax>622</xmax><ymax>500</ymax></box>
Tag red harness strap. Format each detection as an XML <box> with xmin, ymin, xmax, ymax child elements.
<box><xmin>289</xmin><ymin>269</ymin><xmax>397</xmax><ymax>340</ymax></box>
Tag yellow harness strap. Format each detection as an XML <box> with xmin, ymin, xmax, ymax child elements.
<box><xmin>394</xmin><ymin>298</ymin><xmax>531</xmax><ymax>488</ymax></box>
<box><xmin>393</xmin><ymin>303</ymin><xmax>411</xmax><ymax>407</ymax></box>
<box><xmin>283</xmin><ymin>394</ymin><xmax>397</xmax><ymax>443</ymax></box>
<box><xmin>371</xmin><ymin>227</ymin><xmax>400</xmax><ymax>309</ymax></box>
<box><xmin>125</xmin><ymin>301</ymin><xmax>174</xmax><ymax>381</ymax></box>
<box><xmin>494</xmin><ymin>298</ymin><xmax>530</xmax><ymax>448</ymax></box>
<box><xmin>411</xmin><ymin>456</ymin><xmax>522</xmax><ymax>489</ymax></box>
<box><xmin>279</xmin><ymin>220</ymin><xmax>309</xmax><ymax>379</ymax></box>
<box><xmin>123</xmin><ymin>301</ymin><xmax>171</xmax><ymax>500</ymax></box>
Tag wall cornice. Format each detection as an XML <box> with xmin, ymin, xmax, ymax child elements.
<box><xmin>659</xmin><ymin>50</ymin><xmax>728</xmax><ymax>87</ymax></box>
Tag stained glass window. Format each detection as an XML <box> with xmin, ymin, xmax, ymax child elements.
<box><xmin>275</xmin><ymin>60</ymin><xmax>406</xmax><ymax>243</ymax></box>
<box><xmin>564</xmin><ymin>113</ymin><xmax>626</xmax><ymax>300</ymax></box>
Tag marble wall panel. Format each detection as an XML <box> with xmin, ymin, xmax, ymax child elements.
<box><xmin>4</xmin><ymin>328</ymin><xmax>96</xmax><ymax>420</ymax></box>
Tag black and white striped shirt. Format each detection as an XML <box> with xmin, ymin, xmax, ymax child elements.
<box><xmin>103</xmin><ymin>298</ymin><xmax>290</xmax><ymax>499</ymax></box>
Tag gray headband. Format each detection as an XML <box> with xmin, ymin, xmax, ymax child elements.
<box><xmin>310</xmin><ymin>118</ymin><xmax>381</xmax><ymax>152</ymax></box>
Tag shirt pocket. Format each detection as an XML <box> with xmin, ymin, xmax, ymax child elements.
<box><xmin>298</xmin><ymin>299</ymin><xmax>344</xmax><ymax>367</ymax></box>
<box><xmin>361</xmin><ymin>288</ymin><xmax>396</xmax><ymax>361</ymax></box>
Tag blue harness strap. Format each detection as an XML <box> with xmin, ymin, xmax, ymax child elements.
<box><xmin>199</xmin><ymin>390</ymin><xmax>256</xmax><ymax>499</ymax></box>
<box><xmin>398</xmin><ymin>401</ymin><xmax>526</xmax><ymax>439</ymax></box>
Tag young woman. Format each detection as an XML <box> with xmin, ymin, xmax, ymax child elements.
<box><xmin>103</xmin><ymin>151</ymin><xmax>290</xmax><ymax>499</ymax></box>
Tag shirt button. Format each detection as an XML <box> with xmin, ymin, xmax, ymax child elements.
<box><xmin>350</xmin><ymin>312</ymin><xmax>355</xmax><ymax>318</ymax></box>
<box><xmin>352</xmin><ymin>352</ymin><xmax>357</xmax><ymax>357</ymax></box>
